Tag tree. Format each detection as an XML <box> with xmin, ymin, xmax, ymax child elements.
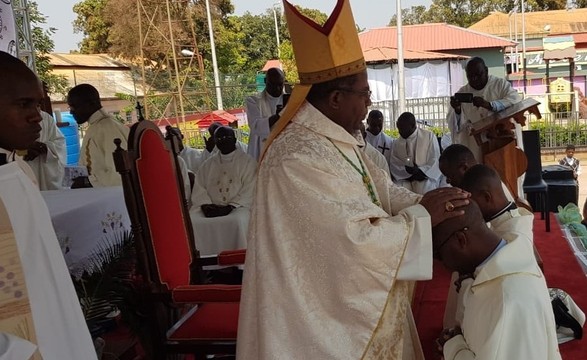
<box><xmin>73</xmin><ymin>0</ymin><xmax>112</xmax><ymax>53</ymax></box>
<box><xmin>387</xmin><ymin>0</ymin><xmax>572</xmax><ymax>28</ymax></box>
<box><xmin>278</xmin><ymin>6</ymin><xmax>328</xmax><ymax>83</ymax></box>
<box><xmin>26</xmin><ymin>1</ymin><xmax>69</xmax><ymax>98</ymax></box>
<box><xmin>389</xmin><ymin>5</ymin><xmax>429</xmax><ymax>26</ymax></box>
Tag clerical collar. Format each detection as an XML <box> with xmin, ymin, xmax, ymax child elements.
<box><xmin>487</xmin><ymin>201</ymin><xmax>517</xmax><ymax>222</ymax></box>
<box><xmin>219</xmin><ymin>150</ymin><xmax>237</xmax><ymax>163</ymax></box>
<box><xmin>0</xmin><ymin>148</ymin><xmax>15</xmax><ymax>164</ymax></box>
<box><xmin>476</xmin><ymin>239</ymin><xmax>507</xmax><ymax>273</ymax></box>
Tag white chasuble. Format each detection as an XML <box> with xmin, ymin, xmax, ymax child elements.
<box><xmin>446</xmin><ymin>75</ymin><xmax>521</xmax><ymax>162</ymax></box>
<box><xmin>389</xmin><ymin>128</ymin><xmax>441</xmax><ymax>195</ymax></box>
<box><xmin>444</xmin><ymin>236</ymin><xmax>561</xmax><ymax>360</ymax></box>
<box><xmin>79</xmin><ymin>109</ymin><xmax>129</xmax><ymax>187</ymax></box>
<box><xmin>0</xmin><ymin>162</ymin><xmax>97</xmax><ymax>359</ymax></box>
<box><xmin>26</xmin><ymin>112</ymin><xmax>66</xmax><ymax>190</ymax></box>
<box><xmin>189</xmin><ymin>149</ymin><xmax>256</xmax><ymax>255</ymax></box>
<box><xmin>237</xmin><ymin>102</ymin><xmax>432</xmax><ymax>360</ymax></box>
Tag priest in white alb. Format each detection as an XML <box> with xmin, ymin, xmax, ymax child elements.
<box><xmin>245</xmin><ymin>68</ymin><xmax>285</xmax><ymax>160</ymax></box>
<box><xmin>23</xmin><ymin>111</ymin><xmax>66</xmax><ymax>190</ymax></box>
<box><xmin>0</xmin><ymin>51</ymin><xmax>97</xmax><ymax>360</ymax></box>
<box><xmin>365</xmin><ymin>109</ymin><xmax>393</xmax><ymax>169</ymax></box>
<box><xmin>190</xmin><ymin>126</ymin><xmax>256</xmax><ymax>255</ymax></box>
<box><xmin>360</xmin><ymin>122</ymin><xmax>389</xmax><ymax>174</ymax></box>
<box><xmin>389</xmin><ymin>112</ymin><xmax>441</xmax><ymax>195</ymax></box>
<box><xmin>446</xmin><ymin>57</ymin><xmax>521</xmax><ymax>162</ymax></box>
<box><xmin>236</xmin><ymin>2</ymin><xmax>470</xmax><ymax>359</ymax></box>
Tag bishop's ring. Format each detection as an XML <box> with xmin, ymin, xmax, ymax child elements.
<box><xmin>445</xmin><ymin>201</ymin><xmax>455</xmax><ymax>212</ymax></box>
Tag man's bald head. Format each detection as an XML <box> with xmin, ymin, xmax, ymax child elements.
<box><xmin>460</xmin><ymin>164</ymin><xmax>509</xmax><ymax>221</ymax></box>
<box><xmin>433</xmin><ymin>200</ymin><xmax>499</xmax><ymax>273</ymax></box>
<box><xmin>0</xmin><ymin>51</ymin><xmax>43</xmax><ymax>151</ymax></box>
<box><xmin>67</xmin><ymin>84</ymin><xmax>102</xmax><ymax>125</ymax></box>
<box><xmin>265</xmin><ymin>68</ymin><xmax>285</xmax><ymax>98</ymax></box>
<box><xmin>460</xmin><ymin>164</ymin><xmax>502</xmax><ymax>193</ymax></box>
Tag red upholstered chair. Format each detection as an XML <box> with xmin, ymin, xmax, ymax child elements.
<box><xmin>113</xmin><ymin>119</ymin><xmax>245</xmax><ymax>359</ymax></box>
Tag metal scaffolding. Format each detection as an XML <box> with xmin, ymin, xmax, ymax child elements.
<box><xmin>136</xmin><ymin>0</ymin><xmax>211</xmax><ymax>127</ymax></box>
<box><xmin>12</xmin><ymin>0</ymin><xmax>36</xmax><ymax>72</ymax></box>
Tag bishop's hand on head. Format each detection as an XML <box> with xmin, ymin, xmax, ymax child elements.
<box><xmin>419</xmin><ymin>187</ymin><xmax>470</xmax><ymax>227</ymax></box>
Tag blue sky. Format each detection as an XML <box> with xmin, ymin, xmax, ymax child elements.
<box><xmin>35</xmin><ymin>0</ymin><xmax>433</xmax><ymax>53</ymax></box>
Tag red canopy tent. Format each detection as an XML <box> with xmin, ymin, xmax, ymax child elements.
<box><xmin>152</xmin><ymin>110</ymin><xmax>238</xmax><ymax>129</ymax></box>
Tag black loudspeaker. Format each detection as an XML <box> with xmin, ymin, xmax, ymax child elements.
<box><xmin>542</xmin><ymin>164</ymin><xmax>575</xmax><ymax>181</ymax></box>
<box><xmin>546</xmin><ymin>179</ymin><xmax>578</xmax><ymax>212</ymax></box>
<box><xmin>522</xmin><ymin>130</ymin><xmax>543</xmax><ymax>184</ymax></box>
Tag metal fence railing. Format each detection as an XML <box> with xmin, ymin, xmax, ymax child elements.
<box><xmin>370</xmin><ymin>96</ymin><xmax>587</xmax><ymax>150</ymax></box>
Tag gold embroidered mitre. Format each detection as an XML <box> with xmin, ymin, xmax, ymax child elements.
<box><xmin>284</xmin><ymin>0</ymin><xmax>365</xmax><ymax>84</ymax></box>
<box><xmin>261</xmin><ymin>0</ymin><xmax>365</xmax><ymax>160</ymax></box>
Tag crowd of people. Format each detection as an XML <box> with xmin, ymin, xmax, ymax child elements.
<box><xmin>1</xmin><ymin>0</ymin><xmax>584</xmax><ymax>358</ymax></box>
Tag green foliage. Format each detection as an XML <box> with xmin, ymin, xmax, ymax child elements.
<box><xmin>26</xmin><ymin>2</ymin><xmax>69</xmax><ymax>98</ymax></box>
<box><xmin>72</xmin><ymin>231</ymin><xmax>148</xmax><ymax>341</ymax></box>
<box><xmin>73</xmin><ymin>0</ymin><xmax>111</xmax><ymax>53</ymax></box>
<box><xmin>529</xmin><ymin>120</ymin><xmax>587</xmax><ymax>148</ymax></box>
<box><xmin>387</xmin><ymin>0</ymin><xmax>571</xmax><ymax>28</ymax></box>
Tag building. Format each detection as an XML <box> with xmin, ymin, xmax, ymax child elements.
<box><xmin>470</xmin><ymin>9</ymin><xmax>587</xmax><ymax>96</ymax></box>
<box><xmin>358</xmin><ymin>23</ymin><xmax>514</xmax><ymax>126</ymax></box>
<box><xmin>48</xmin><ymin>53</ymin><xmax>143</xmax><ymax>123</ymax></box>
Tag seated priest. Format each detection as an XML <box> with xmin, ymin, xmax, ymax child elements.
<box><xmin>189</xmin><ymin>126</ymin><xmax>256</xmax><ymax>255</ymax></box>
<box><xmin>200</xmin><ymin>122</ymin><xmax>249</xmax><ymax>165</ymax></box>
<box><xmin>389</xmin><ymin>112</ymin><xmax>442</xmax><ymax>194</ymax></box>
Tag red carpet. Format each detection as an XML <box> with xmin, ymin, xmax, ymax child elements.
<box><xmin>413</xmin><ymin>213</ymin><xmax>587</xmax><ymax>359</ymax></box>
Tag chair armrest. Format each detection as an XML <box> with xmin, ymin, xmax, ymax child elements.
<box><xmin>218</xmin><ymin>249</ymin><xmax>246</xmax><ymax>266</ymax></box>
<box><xmin>198</xmin><ymin>249</ymin><xmax>246</xmax><ymax>267</ymax></box>
<box><xmin>172</xmin><ymin>284</ymin><xmax>241</xmax><ymax>303</ymax></box>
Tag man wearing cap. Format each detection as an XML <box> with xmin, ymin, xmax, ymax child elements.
<box><xmin>236</xmin><ymin>1</ymin><xmax>469</xmax><ymax>359</ymax></box>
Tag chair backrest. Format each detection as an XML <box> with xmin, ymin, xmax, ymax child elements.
<box><xmin>522</xmin><ymin>129</ymin><xmax>544</xmax><ymax>184</ymax></box>
<box><xmin>113</xmin><ymin>120</ymin><xmax>199</xmax><ymax>292</ymax></box>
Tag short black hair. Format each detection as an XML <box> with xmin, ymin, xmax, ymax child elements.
<box><xmin>566</xmin><ymin>144</ymin><xmax>576</xmax><ymax>151</ymax></box>
<box><xmin>368</xmin><ymin>109</ymin><xmax>383</xmax><ymax>119</ymax></box>
<box><xmin>439</xmin><ymin>144</ymin><xmax>476</xmax><ymax>165</ymax></box>
<box><xmin>460</xmin><ymin>164</ymin><xmax>500</xmax><ymax>193</ymax></box>
<box><xmin>68</xmin><ymin>84</ymin><xmax>101</xmax><ymax>106</ymax></box>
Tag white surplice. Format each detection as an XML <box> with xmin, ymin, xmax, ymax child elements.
<box><xmin>362</xmin><ymin>142</ymin><xmax>390</xmax><ymax>174</ymax></box>
<box><xmin>245</xmin><ymin>91</ymin><xmax>282</xmax><ymax>160</ymax></box>
<box><xmin>0</xmin><ymin>161</ymin><xmax>97</xmax><ymax>359</ymax></box>
<box><xmin>365</xmin><ymin>130</ymin><xmax>393</xmax><ymax>168</ymax></box>
<box><xmin>443</xmin><ymin>235</ymin><xmax>561</xmax><ymax>360</ymax></box>
<box><xmin>79</xmin><ymin>109</ymin><xmax>129</xmax><ymax>187</ymax></box>
<box><xmin>446</xmin><ymin>75</ymin><xmax>521</xmax><ymax>162</ymax></box>
<box><xmin>389</xmin><ymin>128</ymin><xmax>441</xmax><ymax>195</ymax></box>
<box><xmin>26</xmin><ymin>111</ymin><xmax>66</xmax><ymax>190</ymax></box>
<box><xmin>237</xmin><ymin>102</ymin><xmax>433</xmax><ymax>360</ymax></box>
<box><xmin>190</xmin><ymin>149</ymin><xmax>256</xmax><ymax>255</ymax></box>
<box><xmin>179</xmin><ymin>146</ymin><xmax>203</xmax><ymax>173</ymax></box>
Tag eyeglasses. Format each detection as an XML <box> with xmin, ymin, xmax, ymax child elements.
<box><xmin>433</xmin><ymin>226</ymin><xmax>468</xmax><ymax>260</ymax></box>
<box><xmin>338</xmin><ymin>88</ymin><xmax>372</xmax><ymax>98</ymax></box>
